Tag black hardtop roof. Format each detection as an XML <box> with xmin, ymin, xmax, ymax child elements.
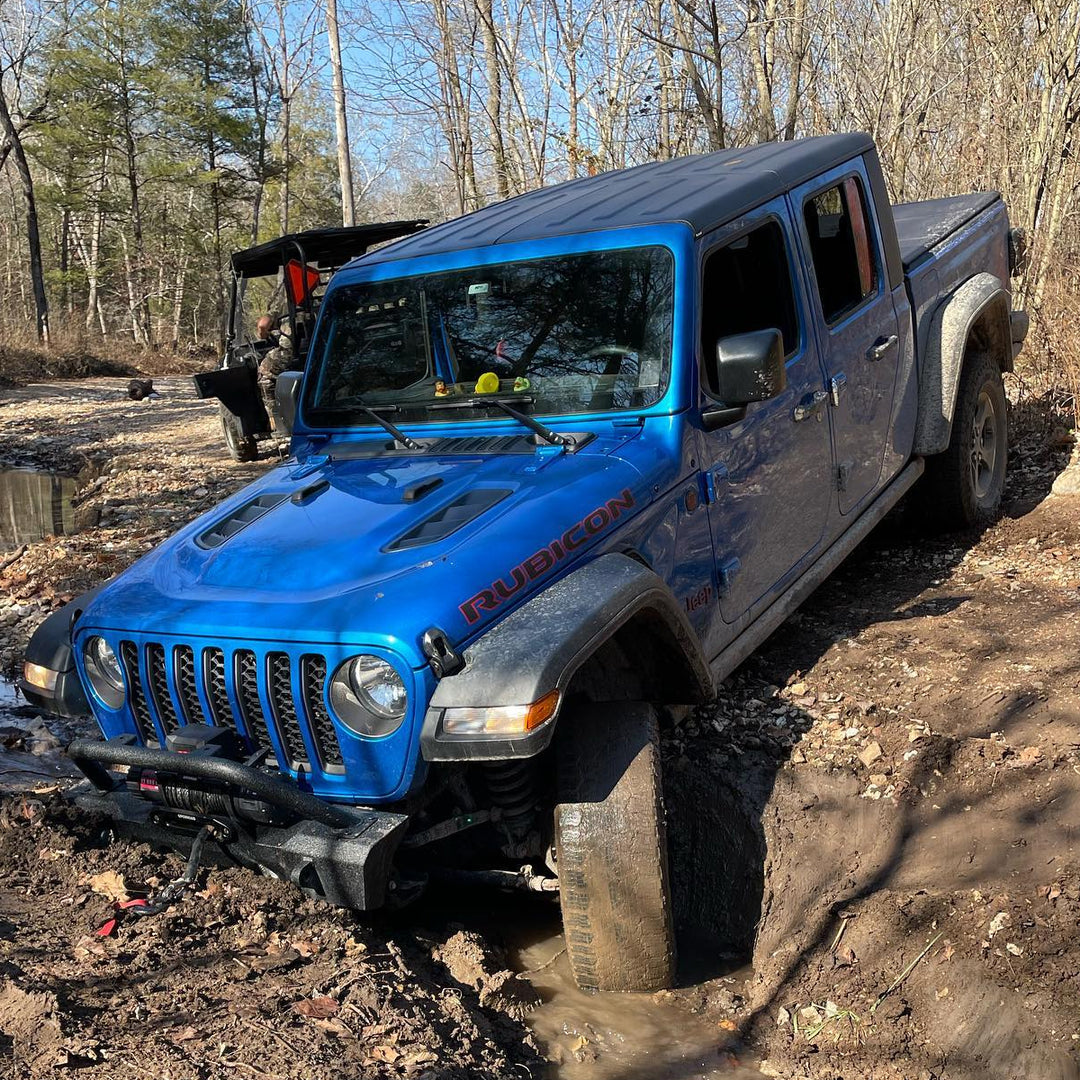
<box><xmin>232</xmin><ymin>220</ymin><xmax>428</xmax><ymax>277</ymax></box>
<box><xmin>357</xmin><ymin>133</ymin><xmax>874</xmax><ymax>267</ymax></box>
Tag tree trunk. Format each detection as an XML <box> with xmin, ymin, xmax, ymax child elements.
<box><xmin>0</xmin><ymin>90</ymin><xmax>49</xmax><ymax>344</ymax></box>
<box><xmin>326</xmin><ymin>0</ymin><xmax>355</xmax><ymax>225</ymax></box>
<box><xmin>477</xmin><ymin>0</ymin><xmax>509</xmax><ymax>198</ymax></box>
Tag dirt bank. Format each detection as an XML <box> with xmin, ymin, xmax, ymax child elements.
<box><xmin>0</xmin><ymin>342</ymin><xmax>213</xmax><ymax>391</ymax></box>
<box><xmin>2</xmin><ymin>377</ymin><xmax>1079</xmax><ymax>1078</ymax></box>
<box><xmin>660</xmin><ymin>427</ymin><xmax>1080</xmax><ymax>1078</ymax></box>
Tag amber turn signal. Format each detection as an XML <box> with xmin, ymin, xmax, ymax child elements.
<box><xmin>441</xmin><ymin>689</ymin><xmax>562</xmax><ymax>736</ymax></box>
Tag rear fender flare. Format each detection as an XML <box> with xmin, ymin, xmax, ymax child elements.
<box><xmin>914</xmin><ymin>272</ymin><xmax>1012</xmax><ymax>456</ymax></box>
<box><xmin>420</xmin><ymin>553</ymin><xmax>714</xmax><ymax>761</ymax></box>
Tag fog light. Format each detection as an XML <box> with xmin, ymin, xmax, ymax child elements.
<box><xmin>22</xmin><ymin>661</ymin><xmax>58</xmax><ymax>692</ymax></box>
<box><xmin>441</xmin><ymin>689</ymin><xmax>561</xmax><ymax>736</ymax></box>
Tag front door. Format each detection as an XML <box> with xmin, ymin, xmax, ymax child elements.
<box><xmin>697</xmin><ymin>203</ymin><xmax>834</xmax><ymax>629</ymax></box>
<box><xmin>791</xmin><ymin>164</ymin><xmax>901</xmax><ymax>514</ymax></box>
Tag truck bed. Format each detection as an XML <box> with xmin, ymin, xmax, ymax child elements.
<box><xmin>893</xmin><ymin>192</ymin><xmax>1001</xmax><ymax>271</ymax></box>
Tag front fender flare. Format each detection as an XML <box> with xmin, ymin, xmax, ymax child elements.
<box><xmin>913</xmin><ymin>272</ymin><xmax>1012</xmax><ymax>456</ymax></box>
<box><xmin>420</xmin><ymin>553</ymin><xmax>714</xmax><ymax>761</ymax></box>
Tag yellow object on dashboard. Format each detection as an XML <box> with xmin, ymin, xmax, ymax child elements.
<box><xmin>475</xmin><ymin>372</ymin><xmax>500</xmax><ymax>394</ymax></box>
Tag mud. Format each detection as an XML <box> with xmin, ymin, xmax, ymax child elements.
<box><xmin>658</xmin><ymin>422</ymin><xmax>1080</xmax><ymax>1078</ymax></box>
<box><xmin>2</xmin><ymin>376</ymin><xmax>1080</xmax><ymax>1078</ymax></box>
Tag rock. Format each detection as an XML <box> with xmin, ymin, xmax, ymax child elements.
<box><xmin>858</xmin><ymin>741</ymin><xmax>883</xmax><ymax>767</ymax></box>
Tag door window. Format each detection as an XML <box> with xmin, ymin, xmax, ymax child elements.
<box><xmin>700</xmin><ymin>220</ymin><xmax>800</xmax><ymax>397</ymax></box>
<box><xmin>803</xmin><ymin>177</ymin><xmax>878</xmax><ymax>324</ymax></box>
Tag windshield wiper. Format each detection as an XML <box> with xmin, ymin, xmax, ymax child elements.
<box><xmin>426</xmin><ymin>397</ymin><xmax>574</xmax><ymax>448</ymax></box>
<box><xmin>336</xmin><ymin>402</ymin><xmax>422</xmax><ymax>450</ymax></box>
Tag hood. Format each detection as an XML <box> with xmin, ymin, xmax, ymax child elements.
<box><xmin>81</xmin><ymin>430</ymin><xmax>667</xmax><ymax>662</ymax></box>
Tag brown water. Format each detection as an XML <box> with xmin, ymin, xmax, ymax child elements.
<box><xmin>0</xmin><ymin>467</ymin><xmax>81</xmax><ymax>550</ymax></box>
<box><xmin>422</xmin><ymin>888</ymin><xmax>761</xmax><ymax>1079</ymax></box>
<box><xmin>514</xmin><ymin>916</ymin><xmax>758</xmax><ymax>1078</ymax></box>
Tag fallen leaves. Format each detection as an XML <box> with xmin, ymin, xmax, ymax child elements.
<box><xmin>84</xmin><ymin>870</ymin><xmax>128</xmax><ymax>902</ymax></box>
<box><xmin>292</xmin><ymin>996</ymin><xmax>338</xmax><ymax>1019</ymax></box>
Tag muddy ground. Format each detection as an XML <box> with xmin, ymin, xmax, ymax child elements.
<box><xmin>1</xmin><ymin>376</ymin><xmax>1079</xmax><ymax>1079</ymax></box>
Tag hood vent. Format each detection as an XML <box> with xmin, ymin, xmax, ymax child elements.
<box><xmin>426</xmin><ymin>435</ymin><xmax>537</xmax><ymax>455</ymax></box>
<box><xmin>386</xmin><ymin>487</ymin><xmax>511</xmax><ymax>551</ymax></box>
<box><xmin>196</xmin><ymin>492</ymin><xmax>288</xmax><ymax>549</ymax></box>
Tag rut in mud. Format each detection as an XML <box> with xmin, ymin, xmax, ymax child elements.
<box><xmin>2</xmin><ymin>375</ymin><xmax>1080</xmax><ymax>1079</ymax></box>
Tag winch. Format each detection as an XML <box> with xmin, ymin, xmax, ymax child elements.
<box><xmin>123</xmin><ymin>723</ymin><xmax>290</xmax><ymax>834</ymax></box>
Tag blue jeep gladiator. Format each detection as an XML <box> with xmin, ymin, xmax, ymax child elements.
<box><xmin>22</xmin><ymin>133</ymin><xmax>1027</xmax><ymax>992</ymax></box>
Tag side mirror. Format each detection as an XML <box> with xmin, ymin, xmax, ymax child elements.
<box><xmin>274</xmin><ymin>370</ymin><xmax>302</xmax><ymax>434</ymax></box>
<box><xmin>702</xmin><ymin>329</ymin><xmax>787</xmax><ymax>431</ymax></box>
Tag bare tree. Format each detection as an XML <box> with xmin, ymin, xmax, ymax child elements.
<box><xmin>0</xmin><ymin>0</ymin><xmax>51</xmax><ymax>343</ymax></box>
<box><xmin>326</xmin><ymin>0</ymin><xmax>356</xmax><ymax>224</ymax></box>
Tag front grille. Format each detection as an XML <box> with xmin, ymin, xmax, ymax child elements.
<box><xmin>119</xmin><ymin>641</ymin><xmax>154</xmax><ymax>744</ymax></box>
<box><xmin>115</xmin><ymin>640</ymin><xmax>349</xmax><ymax>778</ymax></box>
<box><xmin>267</xmin><ymin>652</ymin><xmax>308</xmax><ymax>767</ymax></box>
<box><xmin>203</xmin><ymin>647</ymin><xmax>233</xmax><ymax>730</ymax></box>
<box><xmin>174</xmin><ymin>645</ymin><xmax>205</xmax><ymax>725</ymax></box>
<box><xmin>302</xmin><ymin>655</ymin><xmax>343</xmax><ymax>770</ymax></box>
<box><xmin>236</xmin><ymin>649</ymin><xmax>273</xmax><ymax>752</ymax></box>
<box><xmin>146</xmin><ymin>643</ymin><xmax>180</xmax><ymax>734</ymax></box>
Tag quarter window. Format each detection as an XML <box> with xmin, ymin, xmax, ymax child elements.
<box><xmin>700</xmin><ymin>220</ymin><xmax>800</xmax><ymax>397</ymax></box>
<box><xmin>803</xmin><ymin>176</ymin><xmax>879</xmax><ymax>323</ymax></box>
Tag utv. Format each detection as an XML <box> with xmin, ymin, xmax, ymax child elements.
<box><xmin>195</xmin><ymin>221</ymin><xmax>427</xmax><ymax>461</ymax></box>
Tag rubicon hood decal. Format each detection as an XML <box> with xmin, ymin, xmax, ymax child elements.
<box><xmin>459</xmin><ymin>488</ymin><xmax>635</xmax><ymax>624</ymax></box>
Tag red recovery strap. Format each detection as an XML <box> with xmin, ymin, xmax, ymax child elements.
<box><xmin>284</xmin><ymin>259</ymin><xmax>321</xmax><ymax>305</ymax></box>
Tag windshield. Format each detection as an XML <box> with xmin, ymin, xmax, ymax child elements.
<box><xmin>302</xmin><ymin>245</ymin><xmax>675</xmax><ymax>425</ymax></box>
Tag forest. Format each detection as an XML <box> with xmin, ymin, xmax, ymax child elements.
<box><xmin>0</xmin><ymin>0</ymin><xmax>1078</xmax><ymax>396</ymax></box>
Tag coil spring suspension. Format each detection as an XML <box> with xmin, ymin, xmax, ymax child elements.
<box><xmin>482</xmin><ymin>760</ymin><xmax>538</xmax><ymax>838</ymax></box>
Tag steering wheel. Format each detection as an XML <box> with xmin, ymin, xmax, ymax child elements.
<box><xmin>584</xmin><ymin>344</ymin><xmax>637</xmax><ymax>359</ymax></box>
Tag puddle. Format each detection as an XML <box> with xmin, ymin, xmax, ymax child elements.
<box><xmin>0</xmin><ymin>678</ymin><xmax>87</xmax><ymax>792</ymax></box>
<box><xmin>513</xmin><ymin>909</ymin><xmax>757</xmax><ymax>1078</ymax></box>
<box><xmin>0</xmin><ymin>467</ymin><xmax>83</xmax><ymax>550</ymax></box>
<box><xmin>416</xmin><ymin>889</ymin><xmax>760</xmax><ymax>1079</ymax></box>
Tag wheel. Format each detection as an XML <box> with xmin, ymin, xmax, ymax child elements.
<box><xmin>919</xmin><ymin>351</ymin><xmax>1007</xmax><ymax>530</ymax></box>
<box><xmin>219</xmin><ymin>403</ymin><xmax>258</xmax><ymax>462</ymax></box>
<box><xmin>554</xmin><ymin>701</ymin><xmax>676</xmax><ymax>991</ymax></box>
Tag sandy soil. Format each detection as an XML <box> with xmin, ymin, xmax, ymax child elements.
<box><xmin>1</xmin><ymin>376</ymin><xmax>1078</xmax><ymax>1079</ymax></box>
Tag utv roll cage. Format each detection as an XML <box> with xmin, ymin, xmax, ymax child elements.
<box><xmin>194</xmin><ymin>220</ymin><xmax>429</xmax><ymax>460</ymax></box>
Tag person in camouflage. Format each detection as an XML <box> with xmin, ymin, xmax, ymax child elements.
<box><xmin>258</xmin><ymin>317</ymin><xmax>294</xmax><ymax>411</ymax></box>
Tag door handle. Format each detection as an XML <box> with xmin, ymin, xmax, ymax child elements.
<box><xmin>866</xmin><ymin>334</ymin><xmax>898</xmax><ymax>362</ymax></box>
<box><xmin>829</xmin><ymin>373</ymin><xmax>847</xmax><ymax>406</ymax></box>
<box><xmin>793</xmin><ymin>390</ymin><xmax>829</xmax><ymax>422</ymax></box>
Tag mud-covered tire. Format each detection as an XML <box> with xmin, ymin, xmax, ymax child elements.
<box><xmin>919</xmin><ymin>351</ymin><xmax>1007</xmax><ymax>531</ymax></box>
<box><xmin>554</xmin><ymin>701</ymin><xmax>676</xmax><ymax>992</ymax></box>
<box><xmin>219</xmin><ymin>403</ymin><xmax>258</xmax><ymax>462</ymax></box>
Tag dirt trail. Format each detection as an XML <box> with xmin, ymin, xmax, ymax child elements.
<box><xmin>1</xmin><ymin>377</ymin><xmax>1079</xmax><ymax>1079</ymax></box>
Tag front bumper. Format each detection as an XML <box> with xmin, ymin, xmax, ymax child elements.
<box><xmin>68</xmin><ymin>737</ymin><xmax>408</xmax><ymax>910</ymax></box>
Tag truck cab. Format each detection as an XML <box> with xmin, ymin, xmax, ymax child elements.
<box><xmin>26</xmin><ymin>133</ymin><xmax>1026</xmax><ymax>992</ymax></box>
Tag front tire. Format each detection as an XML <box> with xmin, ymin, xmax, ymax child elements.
<box><xmin>554</xmin><ymin>701</ymin><xmax>676</xmax><ymax>991</ymax></box>
<box><xmin>919</xmin><ymin>351</ymin><xmax>1007</xmax><ymax>530</ymax></box>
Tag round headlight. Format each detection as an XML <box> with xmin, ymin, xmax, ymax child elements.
<box><xmin>329</xmin><ymin>654</ymin><xmax>408</xmax><ymax>738</ymax></box>
<box><xmin>84</xmin><ymin>636</ymin><xmax>125</xmax><ymax>710</ymax></box>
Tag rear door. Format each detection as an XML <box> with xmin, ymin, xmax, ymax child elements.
<box><xmin>791</xmin><ymin>163</ymin><xmax>900</xmax><ymax>514</ymax></box>
<box><xmin>697</xmin><ymin>201</ymin><xmax>833</xmax><ymax>627</ymax></box>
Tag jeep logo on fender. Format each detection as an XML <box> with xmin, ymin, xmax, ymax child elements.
<box><xmin>459</xmin><ymin>488</ymin><xmax>636</xmax><ymax>625</ymax></box>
